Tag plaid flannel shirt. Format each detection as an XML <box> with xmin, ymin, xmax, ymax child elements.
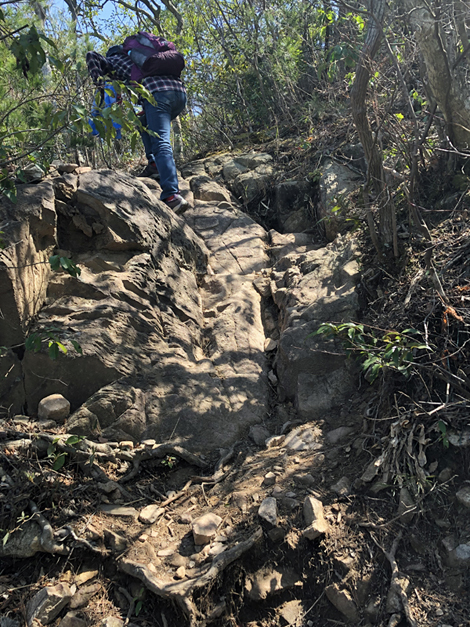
<box><xmin>86</xmin><ymin>50</ymin><xmax>186</xmax><ymax>98</ymax></box>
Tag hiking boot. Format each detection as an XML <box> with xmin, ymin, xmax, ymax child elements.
<box><xmin>138</xmin><ymin>161</ymin><xmax>160</xmax><ymax>180</ymax></box>
<box><xmin>164</xmin><ymin>193</ymin><xmax>189</xmax><ymax>213</ymax></box>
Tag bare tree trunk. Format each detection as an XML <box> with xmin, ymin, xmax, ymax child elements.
<box><xmin>172</xmin><ymin>116</ymin><xmax>183</xmax><ymax>163</ymax></box>
<box><xmin>350</xmin><ymin>0</ymin><xmax>396</xmax><ymax>253</ymax></box>
<box><xmin>405</xmin><ymin>0</ymin><xmax>470</xmax><ymax>151</ymax></box>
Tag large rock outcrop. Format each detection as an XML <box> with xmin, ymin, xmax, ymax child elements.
<box><xmin>1</xmin><ymin>168</ymin><xmax>272</xmax><ymax>452</ymax></box>
<box><xmin>1</xmin><ymin>151</ymin><xmax>362</xmax><ymax>451</ymax></box>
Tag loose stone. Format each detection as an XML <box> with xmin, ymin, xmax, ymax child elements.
<box><xmin>264</xmin><ymin>338</ymin><xmax>278</xmax><ymax>352</ymax></box>
<box><xmin>331</xmin><ymin>476</ymin><xmax>351</xmax><ymax>496</ymax></box>
<box><xmin>258</xmin><ymin>497</ymin><xmax>277</xmax><ymax>526</ymax></box>
<box><xmin>245</xmin><ymin>567</ymin><xmax>299</xmax><ymax>601</ymax></box>
<box><xmin>139</xmin><ymin>504</ymin><xmax>165</xmax><ymax>524</ymax></box>
<box><xmin>456</xmin><ymin>485</ymin><xmax>470</xmax><ymax>508</ymax></box>
<box><xmin>101</xmin><ymin>505</ymin><xmax>138</xmax><ymax>519</ymax></box>
<box><xmin>265</xmin><ymin>435</ymin><xmax>285</xmax><ymax>448</ymax></box>
<box><xmin>249</xmin><ymin>425</ymin><xmax>270</xmax><ymax>446</ymax></box>
<box><xmin>192</xmin><ymin>513</ymin><xmax>222</xmax><ymax>545</ymax></box>
<box><xmin>59</xmin><ymin>612</ymin><xmax>86</xmax><ymax>627</ymax></box>
<box><xmin>303</xmin><ymin>495</ymin><xmax>329</xmax><ymax>540</ymax></box>
<box><xmin>325</xmin><ymin>584</ymin><xmax>359</xmax><ymax>622</ymax></box>
<box><xmin>263</xmin><ymin>472</ymin><xmax>276</xmax><ymax>486</ymax></box>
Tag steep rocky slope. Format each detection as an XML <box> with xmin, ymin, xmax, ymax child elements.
<box><xmin>1</xmin><ymin>147</ymin><xmax>470</xmax><ymax>627</ymax></box>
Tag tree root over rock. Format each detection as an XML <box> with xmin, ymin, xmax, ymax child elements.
<box><xmin>118</xmin><ymin>526</ymin><xmax>263</xmax><ymax>626</ymax></box>
<box><xmin>29</xmin><ymin>501</ymin><xmax>69</xmax><ymax>555</ymax></box>
<box><xmin>370</xmin><ymin>530</ymin><xmax>418</xmax><ymax>627</ymax></box>
<box><xmin>119</xmin><ymin>444</ymin><xmax>208</xmax><ymax>484</ymax></box>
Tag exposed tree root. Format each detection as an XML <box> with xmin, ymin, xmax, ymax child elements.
<box><xmin>59</xmin><ymin>525</ymin><xmax>109</xmax><ymax>555</ymax></box>
<box><xmin>29</xmin><ymin>500</ymin><xmax>69</xmax><ymax>555</ymax></box>
<box><xmin>371</xmin><ymin>530</ymin><xmax>418</xmax><ymax>627</ymax></box>
<box><xmin>118</xmin><ymin>526</ymin><xmax>263</xmax><ymax>626</ymax></box>
<box><xmin>119</xmin><ymin>444</ymin><xmax>207</xmax><ymax>484</ymax></box>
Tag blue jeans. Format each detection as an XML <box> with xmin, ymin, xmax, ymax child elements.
<box><xmin>141</xmin><ymin>90</ymin><xmax>187</xmax><ymax>200</ymax></box>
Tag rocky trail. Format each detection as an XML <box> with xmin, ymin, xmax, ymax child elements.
<box><xmin>0</xmin><ymin>150</ymin><xmax>469</xmax><ymax>627</ymax></box>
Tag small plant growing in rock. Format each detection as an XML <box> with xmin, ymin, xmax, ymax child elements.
<box><xmin>25</xmin><ymin>326</ymin><xmax>82</xmax><ymax>360</ymax></box>
<box><xmin>313</xmin><ymin>322</ymin><xmax>431</xmax><ymax>382</ymax></box>
<box><xmin>49</xmin><ymin>254</ymin><xmax>81</xmax><ymax>278</ymax></box>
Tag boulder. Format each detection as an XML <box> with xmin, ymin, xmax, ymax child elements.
<box><xmin>190</xmin><ymin>175</ymin><xmax>232</xmax><ymax>203</ymax></box>
<box><xmin>273</xmin><ymin>236</ymin><xmax>359</xmax><ymax>417</ymax></box>
<box><xmin>26</xmin><ymin>583</ymin><xmax>72</xmax><ymax>626</ymax></box>
<box><xmin>233</xmin><ymin>164</ymin><xmax>274</xmax><ymax>203</ymax></box>
<box><xmin>318</xmin><ymin>159</ymin><xmax>362</xmax><ymax>241</ymax></box>
<box><xmin>37</xmin><ymin>393</ymin><xmax>70</xmax><ymax>422</ymax></box>
<box><xmin>0</xmin><ymin>181</ymin><xmax>56</xmax><ymax>348</ymax></box>
<box><xmin>274</xmin><ymin>179</ymin><xmax>315</xmax><ymax>232</ymax></box>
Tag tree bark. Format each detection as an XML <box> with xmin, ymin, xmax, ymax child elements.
<box><xmin>405</xmin><ymin>0</ymin><xmax>470</xmax><ymax>152</ymax></box>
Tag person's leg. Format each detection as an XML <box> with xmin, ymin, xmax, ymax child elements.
<box><xmin>142</xmin><ymin>91</ymin><xmax>187</xmax><ymax>200</ymax></box>
<box><xmin>137</xmin><ymin>111</ymin><xmax>152</xmax><ymax>162</ymax></box>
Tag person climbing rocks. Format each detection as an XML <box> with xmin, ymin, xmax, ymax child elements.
<box><xmin>86</xmin><ymin>32</ymin><xmax>188</xmax><ymax>212</ymax></box>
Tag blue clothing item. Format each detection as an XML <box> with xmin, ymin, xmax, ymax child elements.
<box><xmin>140</xmin><ymin>90</ymin><xmax>186</xmax><ymax>200</ymax></box>
<box><xmin>88</xmin><ymin>83</ymin><xmax>122</xmax><ymax>139</ymax></box>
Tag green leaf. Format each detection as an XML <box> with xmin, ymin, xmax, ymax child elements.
<box><xmin>25</xmin><ymin>333</ymin><xmax>42</xmax><ymax>353</ymax></box>
<box><xmin>48</xmin><ymin>342</ymin><xmax>59</xmax><ymax>360</ymax></box>
<box><xmin>2</xmin><ymin>532</ymin><xmax>10</xmax><ymax>547</ymax></box>
<box><xmin>71</xmin><ymin>340</ymin><xmax>83</xmax><ymax>355</ymax></box>
<box><xmin>438</xmin><ymin>420</ymin><xmax>449</xmax><ymax>448</ymax></box>
<box><xmin>362</xmin><ymin>355</ymin><xmax>379</xmax><ymax>370</ymax></box>
<box><xmin>48</xmin><ymin>56</ymin><xmax>64</xmax><ymax>71</ymax></box>
<box><xmin>392</xmin><ymin>350</ymin><xmax>400</xmax><ymax>367</ymax></box>
<box><xmin>135</xmin><ymin>600</ymin><xmax>143</xmax><ymax>616</ymax></box>
<box><xmin>66</xmin><ymin>435</ymin><xmax>82</xmax><ymax>446</ymax></box>
<box><xmin>59</xmin><ymin>256</ymin><xmax>81</xmax><ymax>277</ymax></box>
<box><xmin>56</xmin><ymin>341</ymin><xmax>67</xmax><ymax>354</ymax></box>
<box><xmin>39</xmin><ymin>33</ymin><xmax>57</xmax><ymax>49</ymax></box>
<box><xmin>130</xmin><ymin>132</ymin><xmax>138</xmax><ymax>152</ymax></box>
<box><xmin>49</xmin><ymin>255</ymin><xmax>61</xmax><ymax>272</ymax></box>
<box><xmin>52</xmin><ymin>453</ymin><xmax>67</xmax><ymax>471</ymax></box>
<box><xmin>369</xmin><ymin>363</ymin><xmax>381</xmax><ymax>381</ymax></box>
<box><xmin>0</xmin><ymin>176</ymin><xmax>17</xmax><ymax>203</ymax></box>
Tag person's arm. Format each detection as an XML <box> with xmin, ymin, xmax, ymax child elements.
<box><xmin>86</xmin><ymin>51</ymin><xmax>111</xmax><ymax>85</ymax></box>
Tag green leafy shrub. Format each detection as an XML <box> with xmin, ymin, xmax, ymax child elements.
<box><xmin>313</xmin><ymin>322</ymin><xmax>431</xmax><ymax>382</ymax></box>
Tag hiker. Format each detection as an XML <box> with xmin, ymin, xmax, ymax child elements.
<box><xmin>86</xmin><ymin>33</ymin><xmax>188</xmax><ymax>212</ymax></box>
